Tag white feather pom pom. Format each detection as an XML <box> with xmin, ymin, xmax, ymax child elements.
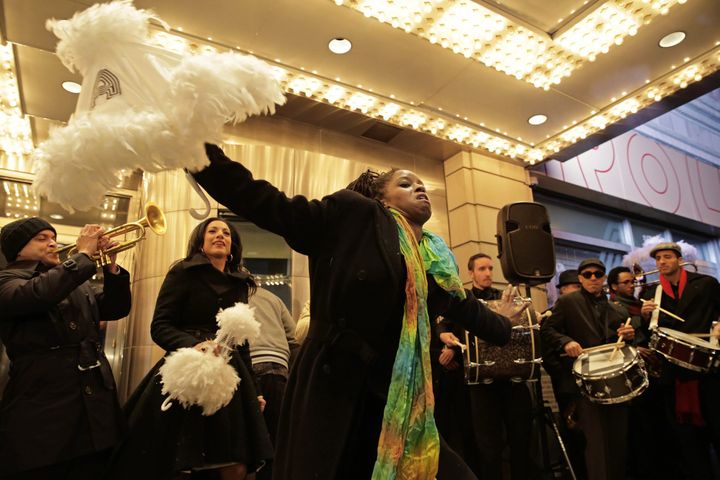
<box><xmin>622</xmin><ymin>234</ymin><xmax>698</xmax><ymax>271</ymax></box>
<box><xmin>47</xmin><ymin>0</ymin><xmax>162</xmax><ymax>75</ymax></box>
<box><xmin>32</xmin><ymin>105</ymin><xmax>183</xmax><ymax>210</ymax></box>
<box><xmin>33</xmin><ymin>0</ymin><xmax>285</xmax><ymax>211</ymax></box>
<box><xmin>159</xmin><ymin>347</ymin><xmax>239</xmax><ymax>416</ymax></box>
<box><xmin>215</xmin><ymin>302</ymin><xmax>261</xmax><ymax>349</ymax></box>
<box><xmin>168</xmin><ymin>51</ymin><xmax>285</xmax><ymax>145</ymax></box>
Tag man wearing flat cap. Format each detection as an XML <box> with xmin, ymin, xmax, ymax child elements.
<box><xmin>640</xmin><ymin>241</ymin><xmax>720</xmax><ymax>479</ymax></box>
<box><xmin>0</xmin><ymin>218</ymin><xmax>131</xmax><ymax>479</ymax></box>
<box><xmin>540</xmin><ymin>258</ymin><xmax>635</xmax><ymax>480</ymax></box>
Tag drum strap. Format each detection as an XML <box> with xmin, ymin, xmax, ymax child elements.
<box><xmin>649</xmin><ymin>284</ymin><xmax>662</xmax><ymax>330</ymax></box>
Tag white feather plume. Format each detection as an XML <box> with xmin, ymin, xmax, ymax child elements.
<box><xmin>215</xmin><ymin>302</ymin><xmax>261</xmax><ymax>349</ymax></box>
<box><xmin>159</xmin><ymin>347</ymin><xmax>240</xmax><ymax>416</ymax></box>
<box><xmin>32</xmin><ymin>0</ymin><xmax>285</xmax><ymax>211</ymax></box>
<box><xmin>622</xmin><ymin>234</ymin><xmax>698</xmax><ymax>272</ymax></box>
<box><xmin>46</xmin><ymin>0</ymin><xmax>162</xmax><ymax>75</ymax></box>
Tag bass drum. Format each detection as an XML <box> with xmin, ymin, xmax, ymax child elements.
<box><xmin>463</xmin><ymin>299</ymin><xmax>541</xmax><ymax>384</ymax></box>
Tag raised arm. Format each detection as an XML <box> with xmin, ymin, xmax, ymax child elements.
<box><xmin>0</xmin><ymin>254</ymin><xmax>96</xmax><ymax>317</ymax></box>
<box><xmin>95</xmin><ymin>266</ymin><xmax>132</xmax><ymax>320</ymax></box>
<box><xmin>193</xmin><ymin>144</ymin><xmax>349</xmax><ymax>256</ymax></box>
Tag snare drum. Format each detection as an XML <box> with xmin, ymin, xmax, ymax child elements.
<box><xmin>649</xmin><ymin>327</ymin><xmax>720</xmax><ymax>373</ymax></box>
<box><xmin>464</xmin><ymin>301</ymin><xmax>541</xmax><ymax>384</ymax></box>
<box><xmin>572</xmin><ymin>344</ymin><xmax>648</xmax><ymax>404</ymax></box>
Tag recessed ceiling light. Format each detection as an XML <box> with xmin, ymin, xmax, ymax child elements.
<box><xmin>328</xmin><ymin>37</ymin><xmax>352</xmax><ymax>55</ymax></box>
<box><xmin>659</xmin><ymin>31</ymin><xmax>686</xmax><ymax>48</ymax></box>
<box><xmin>49</xmin><ymin>213</ymin><xmax>64</xmax><ymax>220</ymax></box>
<box><xmin>61</xmin><ymin>81</ymin><xmax>81</xmax><ymax>94</ymax></box>
<box><xmin>528</xmin><ymin>114</ymin><xmax>548</xmax><ymax>126</ymax></box>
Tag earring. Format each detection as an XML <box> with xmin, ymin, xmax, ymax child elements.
<box><xmin>227</xmin><ymin>254</ymin><xmax>234</xmax><ymax>263</ymax></box>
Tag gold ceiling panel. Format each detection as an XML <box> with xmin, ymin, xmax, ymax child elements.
<box><xmin>333</xmin><ymin>0</ymin><xmax>688</xmax><ymax>89</ymax></box>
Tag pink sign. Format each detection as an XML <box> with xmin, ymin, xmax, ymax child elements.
<box><xmin>537</xmin><ymin>131</ymin><xmax>720</xmax><ymax>227</ymax></box>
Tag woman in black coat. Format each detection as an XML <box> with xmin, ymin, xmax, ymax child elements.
<box><xmin>106</xmin><ymin>218</ymin><xmax>272</xmax><ymax>480</ymax></box>
<box><xmin>193</xmin><ymin>144</ymin><xmax>513</xmax><ymax>480</ymax></box>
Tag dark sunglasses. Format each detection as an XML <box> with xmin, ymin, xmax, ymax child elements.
<box><xmin>580</xmin><ymin>270</ymin><xmax>605</xmax><ymax>279</ymax></box>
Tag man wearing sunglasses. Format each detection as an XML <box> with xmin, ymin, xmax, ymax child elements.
<box><xmin>540</xmin><ymin>258</ymin><xmax>635</xmax><ymax>480</ymax></box>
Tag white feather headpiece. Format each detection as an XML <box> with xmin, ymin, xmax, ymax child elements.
<box><xmin>33</xmin><ymin>0</ymin><xmax>285</xmax><ymax>211</ymax></box>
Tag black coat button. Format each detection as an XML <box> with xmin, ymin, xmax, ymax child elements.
<box><xmin>84</xmin><ymin>386</ymin><xmax>93</xmax><ymax>395</ymax></box>
<box><xmin>68</xmin><ymin>321</ymin><xmax>78</xmax><ymax>330</ymax></box>
<box><xmin>357</xmin><ymin>269</ymin><xmax>366</xmax><ymax>280</ymax></box>
<box><xmin>322</xmin><ymin>364</ymin><xmax>332</xmax><ymax>375</ymax></box>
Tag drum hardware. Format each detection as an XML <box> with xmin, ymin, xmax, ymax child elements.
<box><xmin>463</xmin><ymin>297</ymin><xmax>541</xmax><ymax>384</ymax></box>
<box><xmin>649</xmin><ymin>327</ymin><xmax>720</xmax><ymax>373</ymax></box>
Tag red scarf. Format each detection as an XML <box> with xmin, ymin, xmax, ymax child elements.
<box><xmin>675</xmin><ymin>379</ymin><xmax>705</xmax><ymax>426</ymax></box>
<box><xmin>660</xmin><ymin>268</ymin><xmax>687</xmax><ymax>299</ymax></box>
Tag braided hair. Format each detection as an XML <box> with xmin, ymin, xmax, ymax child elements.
<box><xmin>346</xmin><ymin>168</ymin><xmax>398</xmax><ymax>201</ymax></box>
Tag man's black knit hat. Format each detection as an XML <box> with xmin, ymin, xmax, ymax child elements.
<box><xmin>0</xmin><ymin>217</ymin><xmax>56</xmax><ymax>262</ymax></box>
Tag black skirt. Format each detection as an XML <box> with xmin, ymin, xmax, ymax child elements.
<box><xmin>105</xmin><ymin>349</ymin><xmax>273</xmax><ymax>480</ymax></box>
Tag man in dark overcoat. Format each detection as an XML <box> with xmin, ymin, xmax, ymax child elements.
<box><xmin>0</xmin><ymin>218</ymin><xmax>131</xmax><ymax>479</ymax></box>
<box><xmin>640</xmin><ymin>242</ymin><xmax>720</xmax><ymax>480</ymax></box>
<box><xmin>540</xmin><ymin>258</ymin><xmax>635</xmax><ymax>480</ymax></box>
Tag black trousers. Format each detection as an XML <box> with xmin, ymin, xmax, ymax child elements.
<box><xmin>0</xmin><ymin>450</ymin><xmax>110</xmax><ymax>480</ymax></box>
<box><xmin>469</xmin><ymin>381</ymin><xmax>534</xmax><ymax>480</ymax></box>
<box><xmin>627</xmin><ymin>379</ymin><xmax>683</xmax><ymax>479</ymax></box>
<box><xmin>575</xmin><ymin>397</ymin><xmax>628</xmax><ymax>480</ymax></box>
<box><xmin>253</xmin><ymin>363</ymin><xmax>289</xmax><ymax>480</ymax></box>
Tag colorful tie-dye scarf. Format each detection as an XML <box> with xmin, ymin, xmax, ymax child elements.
<box><xmin>372</xmin><ymin>209</ymin><xmax>466</xmax><ymax>480</ymax></box>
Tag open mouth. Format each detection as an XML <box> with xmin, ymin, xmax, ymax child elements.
<box><xmin>416</xmin><ymin>193</ymin><xmax>429</xmax><ymax>201</ymax></box>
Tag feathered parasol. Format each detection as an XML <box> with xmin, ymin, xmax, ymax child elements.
<box><xmin>33</xmin><ymin>0</ymin><xmax>285</xmax><ymax>211</ymax></box>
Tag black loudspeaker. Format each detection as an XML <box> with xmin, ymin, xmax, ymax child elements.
<box><xmin>496</xmin><ymin>202</ymin><xmax>556</xmax><ymax>285</ymax></box>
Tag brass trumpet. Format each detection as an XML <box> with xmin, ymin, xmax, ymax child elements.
<box><xmin>56</xmin><ymin>202</ymin><xmax>166</xmax><ymax>267</ymax></box>
<box><xmin>633</xmin><ymin>261</ymin><xmax>697</xmax><ymax>287</ymax></box>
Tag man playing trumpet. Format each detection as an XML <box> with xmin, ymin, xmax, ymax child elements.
<box><xmin>639</xmin><ymin>242</ymin><xmax>720</xmax><ymax>480</ymax></box>
<box><xmin>0</xmin><ymin>217</ymin><xmax>131</xmax><ymax>479</ymax></box>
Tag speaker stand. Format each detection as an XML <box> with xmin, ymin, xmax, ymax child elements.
<box><xmin>523</xmin><ymin>284</ymin><xmax>576</xmax><ymax>480</ymax></box>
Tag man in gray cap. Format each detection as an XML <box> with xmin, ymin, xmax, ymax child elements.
<box><xmin>639</xmin><ymin>241</ymin><xmax>720</xmax><ymax>479</ymax></box>
<box><xmin>540</xmin><ymin>257</ymin><xmax>635</xmax><ymax>480</ymax></box>
<box><xmin>0</xmin><ymin>218</ymin><xmax>131</xmax><ymax>479</ymax></box>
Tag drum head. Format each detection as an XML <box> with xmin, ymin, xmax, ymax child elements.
<box><xmin>657</xmin><ymin>327</ymin><xmax>717</xmax><ymax>349</ymax></box>
<box><xmin>573</xmin><ymin>344</ymin><xmax>636</xmax><ymax>378</ymax></box>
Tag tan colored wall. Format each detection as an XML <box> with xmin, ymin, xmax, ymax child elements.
<box><xmin>443</xmin><ymin>150</ymin><xmax>549</xmax><ymax>310</ymax></box>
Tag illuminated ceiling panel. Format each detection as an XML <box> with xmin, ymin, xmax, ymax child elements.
<box><xmin>333</xmin><ymin>0</ymin><xmax>689</xmax><ymax>89</ymax></box>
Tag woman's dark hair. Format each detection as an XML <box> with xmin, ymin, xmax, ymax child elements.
<box><xmin>346</xmin><ymin>168</ymin><xmax>398</xmax><ymax>200</ymax></box>
<box><xmin>186</xmin><ymin>217</ymin><xmax>256</xmax><ymax>293</ymax></box>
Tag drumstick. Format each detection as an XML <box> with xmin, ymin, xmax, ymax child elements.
<box><xmin>641</xmin><ymin>299</ymin><xmax>686</xmax><ymax>323</ymax></box>
<box><xmin>689</xmin><ymin>333</ymin><xmax>720</xmax><ymax>338</ymax></box>
<box><xmin>610</xmin><ymin>318</ymin><xmax>632</xmax><ymax>361</ymax></box>
<box><xmin>451</xmin><ymin>340</ymin><xmax>467</xmax><ymax>352</ymax></box>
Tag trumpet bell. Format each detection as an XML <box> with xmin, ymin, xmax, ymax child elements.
<box><xmin>139</xmin><ymin>202</ymin><xmax>167</xmax><ymax>236</ymax></box>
